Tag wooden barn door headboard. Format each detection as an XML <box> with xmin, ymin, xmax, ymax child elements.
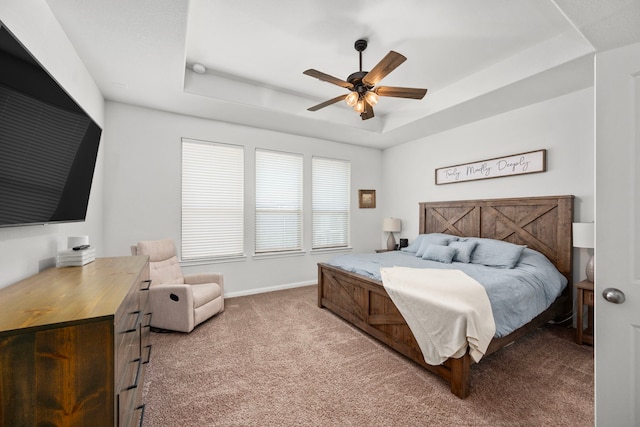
<box><xmin>419</xmin><ymin>195</ymin><xmax>574</xmax><ymax>283</ymax></box>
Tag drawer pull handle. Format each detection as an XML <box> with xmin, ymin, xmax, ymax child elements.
<box><xmin>123</xmin><ymin>310</ymin><xmax>142</xmax><ymax>333</ymax></box>
<box><xmin>143</xmin><ymin>344</ymin><xmax>152</xmax><ymax>364</ymax></box>
<box><xmin>123</xmin><ymin>357</ymin><xmax>142</xmax><ymax>391</ymax></box>
<box><xmin>141</xmin><ymin>279</ymin><xmax>152</xmax><ymax>291</ymax></box>
<box><xmin>135</xmin><ymin>403</ymin><xmax>146</xmax><ymax>427</ymax></box>
<box><xmin>142</xmin><ymin>312</ymin><xmax>152</xmax><ymax>328</ymax></box>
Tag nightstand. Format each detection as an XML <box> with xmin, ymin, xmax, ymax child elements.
<box><xmin>576</xmin><ymin>280</ymin><xmax>594</xmax><ymax>345</ymax></box>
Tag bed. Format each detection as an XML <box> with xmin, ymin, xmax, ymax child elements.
<box><xmin>317</xmin><ymin>195</ymin><xmax>574</xmax><ymax>398</ymax></box>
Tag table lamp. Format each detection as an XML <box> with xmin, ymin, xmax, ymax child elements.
<box><xmin>383</xmin><ymin>218</ymin><xmax>402</xmax><ymax>251</ymax></box>
<box><xmin>573</xmin><ymin>222</ymin><xmax>594</xmax><ymax>282</ymax></box>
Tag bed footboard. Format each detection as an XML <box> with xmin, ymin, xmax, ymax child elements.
<box><xmin>318</xmin><ymin>262</ymin><xmax>569</xmax><ymax>398</ymax></box>
<box><xmin>318</xmin><ymin>262</ymin><xmax>472</xmax><ymax>398</ymax></box>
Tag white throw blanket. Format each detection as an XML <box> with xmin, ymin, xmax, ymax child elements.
<box><xmin>380</xmin><ymin>267</ymin><xmax>496</xmax><ymax>365</ymax></box>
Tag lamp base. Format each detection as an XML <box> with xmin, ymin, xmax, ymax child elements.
<box><xmin>586</xmin><ymin>254</ymin><xmax>594</xmax><ymax>282</ymax></box>
<box><xmin>386</xmin><ymin>233</ymin><xmax>397</xmax><ymax>251</ymax></box>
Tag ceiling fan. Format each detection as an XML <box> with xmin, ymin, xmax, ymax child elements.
<box><xmin>303</xmin><ymin>39</ymin><xmax>428</xmax><ymax>120</ymax></box>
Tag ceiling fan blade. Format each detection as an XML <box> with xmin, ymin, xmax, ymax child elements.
<box><xmin>375</xmin><ymin>86</ymin><xmax>428</xmax><ymax>99</ymax></box>
<box><xmin>360</xmin><ymin>101</ymin><xmax>375</xmax><ymax>120</ymax></box>
<box><xmin>362</xmin><ymin>51</ymin><xmax>406</xmax><ymax>87</ymax></box>
<box><xmin>307</xmin><ymin>94</ymin><xmax>348</xmax><ymax>111</ymax></box>
<box><xmin>303</xmin><ymin>69</ymin><xmax>354</xmax><ymax>90</ymax></box>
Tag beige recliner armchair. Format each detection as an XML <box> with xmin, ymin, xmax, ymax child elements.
<box><xmin>131</xmin><ymin>238</ymin><xmax>224</xmax><ymax>333</ymax></box>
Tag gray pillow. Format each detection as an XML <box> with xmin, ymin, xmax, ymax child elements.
<box><xmin>401</xmin><ymin>233</ymin><xmax>459</xmax><ymax>254</ymax></box>
<box><xmin>468</xmin><ymin>238</ymin><xmax>526</xmax><ymax>269</ymax></box>
<box><xmin>421</xmin><ymin>245</ymin><xmax>457</xmax><ymax>264</ymax></box>
<box><xmin>448</xmin><ymin>240</ymin><xmax>478</xmax><ymax>263</ymax></box>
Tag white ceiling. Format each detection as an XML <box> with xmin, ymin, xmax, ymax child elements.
<box><xmin>45</xmin><ymin>0</ymin><xmax>640</xmax><ymax>149</ymax></box>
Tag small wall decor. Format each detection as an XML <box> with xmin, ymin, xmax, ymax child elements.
<box><xmin>435</xmin><ymin>149</ymin><xmax>546</xmax><ymax>185</ymax></box>
<box><xmin>358</xmin><ymin>189</ymin><xmax>376</xmax><ymax>208</ymax></box>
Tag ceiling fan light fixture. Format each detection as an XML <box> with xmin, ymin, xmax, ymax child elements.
<box><xmin>345</xmin><ymin>92</ymin><xmax>358</xmax><ymax>107</ymax></box>
<box><xmin>303</xmin><ymin>39</ymin><xmax>427</xmax><ymax>120</ymax></box>
<box><xmin>364</xmin><ymin>91</ymin><xmax>379</xmax><ymax>106</ymax></box>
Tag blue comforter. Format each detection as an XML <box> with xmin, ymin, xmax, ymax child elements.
<box><xmin>326</xmin><ymin>248</ymin><xmax>567</xmax><ymax>337</ymax></box>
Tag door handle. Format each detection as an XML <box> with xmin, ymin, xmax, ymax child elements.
<box><xmin>602</xmin><ymin>288</ymin><xmax>626</xmax><ymax>304</ymax></box>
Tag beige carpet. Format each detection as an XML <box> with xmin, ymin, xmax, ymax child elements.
<box><xmin>142</xmin><ymin>285</ymin><xmax>594</xmax><ymax>426</ymax></box>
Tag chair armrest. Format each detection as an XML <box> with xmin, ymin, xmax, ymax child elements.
<box><xmin>185</xmin><ymin>272</ymin><xmax>223</xmax><ymax>287</ymax></box>
<box><xmin>150</xmin><ymin>283</ymin><xmax>193</xmax><ymax>297</ymax></box>
<box><xmin>184</xmin><ymin>273</ymin><xmax>224</xmax><ymax>312</ymax></box>
<box><xmin>148</xmin><ymin>284</ymin><xmax>195</xmax><ymax>332</ymax></box>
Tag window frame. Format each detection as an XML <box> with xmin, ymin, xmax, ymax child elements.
<box><xmin>181</xmin><ymin>138</ymin><xmax>245</xmax><ymax>261</ymax></box>
<box><xmin>311</xmin><ymin>155</ymin><xmax>351</xmax><ymax>250</ymax></box>
<box><xmin>254</xmin><ymin>148</ymin><xmax>304</xmax><ymax>255</ymax></box>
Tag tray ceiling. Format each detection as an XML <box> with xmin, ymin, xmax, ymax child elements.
<box><xmin>45</xmin><ymin>0</ymin><xmax>640</xmax><ymax>148</ymax></box>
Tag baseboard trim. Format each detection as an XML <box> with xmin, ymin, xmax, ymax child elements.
<box><xmin>225</xmin><ymin>280</ymin><xmax>316</xmax><ymax>299</ymax></box>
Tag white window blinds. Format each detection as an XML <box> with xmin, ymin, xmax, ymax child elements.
<box><xmin>312</xmin><ymin>156</ymin><xmax>351</xmax><ymax>249</ymax></box>
<box><xmin>255</xmin><ymin>149</ymin><xmax>303</xmax><ymax>253</ymax></box>
<box><xmin>181</xmin><ymin>139</ymin><xmax>244</xmax><ymax>260</ymax></box>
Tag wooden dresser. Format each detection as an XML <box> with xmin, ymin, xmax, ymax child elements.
<box><xmin>0</xmin><ymin>256</ymin><xmax>152</xmax><ymax>427</ymax></box>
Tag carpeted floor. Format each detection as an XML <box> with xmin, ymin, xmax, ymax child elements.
<box><xmin>142</xmin><ymin>285</ymin><xmax>594</xmax><ymax>426</ymax></box>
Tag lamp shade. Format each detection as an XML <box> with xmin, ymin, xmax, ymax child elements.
<box><xmin>573</xmin><ymin>222</ymin><xmax>594</xmax><ymax>248</ymax></box>
<box><xmin>383</xmin><ymin>217</ymin><xmax>402</xmax><ymax>233</ymax></box>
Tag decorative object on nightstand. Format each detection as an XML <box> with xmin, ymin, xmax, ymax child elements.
<box><xmin>573</xmin><ymin>222</ymin><xmax>594</xmax><ymax>282</ymax></box>
<box><xmin>383</xmin><ymin>217</ymin><xmax>402</xmax><ymax>251</ymax></box>
<box><xmin>575</xmin><ymin>279</ymin><xmax>594</xmax><ymax>345</ymax></box>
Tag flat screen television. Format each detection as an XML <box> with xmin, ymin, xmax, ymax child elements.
<box><xmin>0</xmin><ymin>23</ymin><xmax>102</xmax><ymax>228</ymax></box>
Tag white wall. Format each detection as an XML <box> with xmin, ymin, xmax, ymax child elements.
<box><xmin>381</xmin><ymin>87</ymin><xmax>594</xmax><ymax>284</ymax></box>
<box><xmin>0</xmin><ymin>2</ymin><xmax>105</xmax><ymax>289</ymax></box>
<box><xmin>102</xmin><ymin>102</ymin><xmax>383</xmax><ymax>296</ymax></box>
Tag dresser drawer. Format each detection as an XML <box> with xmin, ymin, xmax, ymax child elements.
<box><xmin>139</xmin><ymin>276</ymin><xmax>151</xmax><ymax>314</ymax></box>
<box><xmin>118</xmin><ymin>385</ymin><xmax>142</xmax><ymax>427</ymax></box>
<box><xmin>115</xmin><ymin>284</ymin><xmax>141</xmax><ymax>335</ymax></box>
<box><xmin>141</xmin><ymin>312</ymin><xmax>152</xmax><ymax>362</ymax></box>
<box><xmin>117</xmin><ymin>327</ymin><xmax>142</xmax><ymax>390</ymax></box>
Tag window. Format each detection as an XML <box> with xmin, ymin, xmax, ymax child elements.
<box><xmin>181</xmin><ymin>139</ymin><xmax>244</xmax><ymax>260</ymax></box>
<box><xmin>312</xmin><ymin>156</ymin><xmax>350</xmax><ymax>249</ymax></box>
<box><xmin>255</xmin><ymin>149</ymin><xmax>303</xmax><ymax>253</ymax></box>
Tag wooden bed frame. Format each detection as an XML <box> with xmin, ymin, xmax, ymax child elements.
<box><xmin>317</xmin><ymin>195</ymin><xmax>574</xmax><ymax>398</ymax></box>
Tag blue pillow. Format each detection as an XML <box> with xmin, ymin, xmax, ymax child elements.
<box><xmin>448</xmin><ymin>240</ymin><xmax>478</xmax><ymax>263</ymax></box>
<box><xmin>415</xmin><ymin>234</ymin><xmax>460</xmax><ymax>257</ymax></box>
<box><xmin>468</xmin><ymin>238</ymin><xmax>526</xmax><ymax>268</ymax></box>
<box><xmin>401</xmin><ymin>234</ymin><xmax>427</xmax><ymax>253</ymax></box>
<box><xmin>421</xmin><ymin>245</ymin><xmax>457</xmax><ymax>264</ymax></box>
<box><xmin>401</xmin><ymin>233</ymin><xmax>458</xmax><ymax>253</ymax></box>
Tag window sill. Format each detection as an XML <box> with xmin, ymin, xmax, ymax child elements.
<box><xmin>180</xmin><ymin>254</ymin><xmax>247</xmax><ymax>267</ymax></box>
<box><xmin>310</xmin><ymin>247</ymin><xmax>353</xmax><ymax>255</ymax></box>
<box><xmin>252</xmin><ymin>250</ymin><xmax>307</xmax><ymax>260</ymax></box>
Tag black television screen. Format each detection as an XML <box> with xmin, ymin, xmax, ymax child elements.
<box><xmin>0</xmin><ymin>23</ymin><xmax>102</xmax><ymax>228</ymax></box>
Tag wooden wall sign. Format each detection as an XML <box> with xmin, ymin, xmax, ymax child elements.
<box><xmin>435</xmin><ymin>149</ymin><xmax>546</xmax><ymax>185</ymax></box>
